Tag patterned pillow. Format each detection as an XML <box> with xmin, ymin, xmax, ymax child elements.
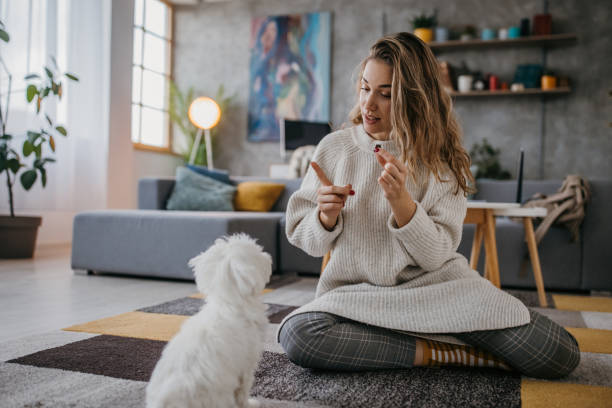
<box><xmin>166</xmin><ymin>166</ymin><xmax>237</xmax><ymax>211</ymax></box>
<box><xmin>234</xmin><ymin>182</ymin><xmax>285</xmax><ymax>212</ymax></box>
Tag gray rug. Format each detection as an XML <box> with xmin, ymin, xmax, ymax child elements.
<box><xmin>2</xmin><ymin>274</ymin><xmax>611</xmax><ymax>407</ymax></box>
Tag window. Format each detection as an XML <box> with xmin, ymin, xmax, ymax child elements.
<box><xmin>0</xmin><ymin>0</ymin><xmax>49</xmax><ymax>139</ymax></box>
<box><xmin>131</xmin><ymin>0</ymin><xmax>172</xmax><ymax>151</ymax></box>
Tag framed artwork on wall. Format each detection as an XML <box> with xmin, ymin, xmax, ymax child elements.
<box><xmin>247</xmin><ymin>12</ymin><xmax>331</xmax><ymax>142</ymax></box>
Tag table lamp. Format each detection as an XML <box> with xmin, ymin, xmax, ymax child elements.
<box><xmin>187</xmin><ymin>96</ymin><xmax>221</xmax><ymax>169</ymax></box>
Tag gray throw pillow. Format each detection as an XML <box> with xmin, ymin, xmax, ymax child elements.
<box><xmin>166</xmin><ymin>166</ymin><xmax>237</xmax><ymax>211</ymax></box>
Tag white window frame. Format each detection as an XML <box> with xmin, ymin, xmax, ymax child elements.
<box><xmin>131</xmin><ymin>0</ymin><xmax>174</xmax><ymax>154</ymax></box>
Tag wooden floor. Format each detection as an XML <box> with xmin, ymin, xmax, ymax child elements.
<box><xmin>0</xmin><ymin>244</ymin><xmax>197</xmax><ymax>343</ymax></box>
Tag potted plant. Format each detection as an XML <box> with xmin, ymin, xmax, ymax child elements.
<box><xmin>469</xmin><ymin>138</ymin><xmax>511</xmax><ymax>180</ymax></box>
<box><xmin>412</xmin><ymin>12</ymin><xmax>437</xmax><ymax>43</ymax></box>
<box><xmin>0</xmin><ymin>20</ymin><xmax>78</xmax><ymax>258</ymax></box>
<box><xmin>168</xmin><ymin>81</ymin><xmax>235</xmax><ymax>167</ymax></box>
<box><xmin>460</xmin><ymin>25</ymin><xmax>478</xmax><ymax>41</ymax></box>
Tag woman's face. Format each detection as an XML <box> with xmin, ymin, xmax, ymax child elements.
<box><xmin>359</xmin><ymin>58</ymin><xmax>392</xmax><ymax>140</ymax></box>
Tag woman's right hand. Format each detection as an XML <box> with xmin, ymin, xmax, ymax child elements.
<box><xmin>310</xmin><ymin>161</ymin><xmax>353</xmax><ymax>231</ymax></box>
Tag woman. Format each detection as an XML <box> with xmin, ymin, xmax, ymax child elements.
<box><xmin>276</xmin><ymin>32</ymin><xmax>580</xmax><ymax>379</ymax></box>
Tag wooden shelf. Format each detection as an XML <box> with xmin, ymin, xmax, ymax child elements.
<box><xmin>448</xmin><ymin>87</ymin><xmax>571</xmax><ymax>97</ymax></box>
<box><xmin>429</xmin><ymin>33</ymin><xmax>577</xmax><ymax>52</ymax></box>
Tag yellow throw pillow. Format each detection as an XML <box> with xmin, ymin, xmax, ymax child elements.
<box><xmin>234</xmin><ymin>182</ymin><xmax>285</xmax><ymax>212</ymax></box>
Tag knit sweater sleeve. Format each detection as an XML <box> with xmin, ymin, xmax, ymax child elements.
<box><xmin>284</xmin><ymin>135</ymin><xmax>344</xmax><ymax>257</ymax></box>
<box><xmin>387</xmin><ymin>174</ymin><xmax>467</xmax><ymax>271</ymax></box>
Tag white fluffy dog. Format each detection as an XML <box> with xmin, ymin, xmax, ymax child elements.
<box><xmin>146</xmin><ymin>233</ymin><xmax>273</xmax><ymax>408</ymax></box>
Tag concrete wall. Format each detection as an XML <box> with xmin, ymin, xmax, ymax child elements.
<box><xmin>173</xmin><ymin>0</ymin><xmax>611</xmax><ymax>180</ymax></box>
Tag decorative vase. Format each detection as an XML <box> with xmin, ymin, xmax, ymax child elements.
<box><xmin>435</xmin><ymin>27</ymin><xmax>449</xmax><ymax>42</ymax></box>
<box><xmin>414</xmin><ymin>28</ymin><xmax>434</xmax><ymax>43</ymax></box>
<box><xmin>458</xmin><ymin>75</ymin><xmax>474</xmax><ymax>93</ymax></box>
<box><xmin>541</xmin><ymin>75</ymin><xmax>557</xmax><ymax>90</ymax></box>
<box><xmin>0</xmin><ymin>215</ymin><xmax>42</xmax><ymax>258</ymax></box>
<box><xmin>481</xmin><ymin>28</ymin><xmax>495</xmax><ymax>40</ymax></box>
<box><xmin>508</xmin><ymin>26</ymin><xmax>521</xmax><ymax>39</ymax></box>
<box><xmin>489</xmin><ymin>75</ymin><xmax>499</xmax><ymax>90</ymax></box>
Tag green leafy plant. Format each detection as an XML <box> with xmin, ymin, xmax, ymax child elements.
<box><xmin>469</xmin><ymin>138</ymin><xmax>511</xmax><ymax>180</ymax></box>
<box><xmin>0</xmin><ymin>20</ymin><xmax>79</xmax><ymax>217</ymax></box>
<box><xmin>412</xmin><ymin>12</ymin><xmax>437</xmax><ymax>29</ymax></box>
<box><xmin>168</xmin><ymin>81</ymin><xmax>236</xmax><ymax>166</ymax></box>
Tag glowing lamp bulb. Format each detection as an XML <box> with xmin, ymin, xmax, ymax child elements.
<box><xmin>188</xmin><ymin>97</ymin><xmax>221</xmax><ymax>130</ymax></box>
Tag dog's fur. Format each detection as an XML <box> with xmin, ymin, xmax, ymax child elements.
<box><xmin>146</xmin><ymin>233</ymin><xmax>272</xmax><ymax>408</ymax></box>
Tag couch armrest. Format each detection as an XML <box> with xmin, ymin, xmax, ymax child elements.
<box><xmin>138</xmin><ymin>177</ymin><xmax>175</xmax><ymax>210</ymax></box>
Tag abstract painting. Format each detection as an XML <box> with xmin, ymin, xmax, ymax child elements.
<box><xmin>248</xmin><ymin>12</ymin><xmax>331</xmax><ymax>142</ymax></box>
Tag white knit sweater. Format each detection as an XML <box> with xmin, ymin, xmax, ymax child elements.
<box><xmin>276</xmin><ymin>125</ymin><xmax>530</xmax><ymax>346</ymax></box>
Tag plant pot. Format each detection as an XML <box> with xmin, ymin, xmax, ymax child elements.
<box><xmin>413</xmin><ymin>28</ymin><xmax>433</xmax><ymax>43</ymax></box>
<box><xmin>0</xmin><ymin>215</ymin><xmax>42</xmax><ymax>258</ymax></box>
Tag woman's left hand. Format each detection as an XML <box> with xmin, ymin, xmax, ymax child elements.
<box><xmin>375</xmin><ymin>148</ymin><xmax>410</xmax><ymax>203</ymax></box>
<box><xmin>375</xmin><ymin>147</ymin><xmax>417</xmax><ymax>227</ymax></box>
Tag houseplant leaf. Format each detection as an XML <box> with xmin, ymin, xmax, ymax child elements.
<box><xmin>8</xmin><ymin>158</ymin><xmax>21</xmax><ymax>173</ymax></box>
<box><xmin>20</xmin><ymin>169</ymin><xmax>37</xmax><ymax>190</ymax></box>
<box><xmin>55</xmin><ymin>126</ymin><xmax>67</xmax><ymax>136</ymax></box>
<box><xmin>23</xmin><ymin>141</ymin><xmax>34</xmax><ymax>157</ymax></box>
<box><xmin>26</xmin><ymin>85</ymin><xmax>38</xmax><ymax>102</ymax></box>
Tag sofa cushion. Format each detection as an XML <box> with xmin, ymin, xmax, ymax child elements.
<box><xmin>230</xmin><ymin>177</ymin><xmax>302</xmax><ymax>212</ymax></box>
<box><xmin>234</xmin><ymin>181</ymin><xmax>285</xmax><ymax>212</ymax></box>
<box><xmin>166</xmin><ymin>166</ymin><xmax>237</xmax><ymax>211</ymax></box>
<box><xmin>185</xmin><ymin>165</ymin><xmax>232</xmax><ymax>185</ymax></box>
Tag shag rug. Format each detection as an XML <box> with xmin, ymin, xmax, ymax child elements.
<box><xmin>2</xmin><ymin>273</ymin><xmax>612</xmax><ymax>407</ymax></box>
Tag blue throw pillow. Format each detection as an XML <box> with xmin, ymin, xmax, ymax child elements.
<box><xmin>166</xmin><ymin>166</ymin><xmax>237</xmax><ymax>211</ymax></box>
<box><xmin>185</xmin><ymin>164</ymin><xmax>232</xmax><ymax>185</ymax></box>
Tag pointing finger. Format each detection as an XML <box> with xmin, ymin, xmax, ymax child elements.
<box><xmin>310</xmin><ymin>161</ymin><xmax>332</xmax><ymax>186</ymax></box>
<box><xmin>376</xmin><ymin>148</ymin><xmax>401</xmax><ymax>168</ymax></box>
<box><xmin>375</xmin><ymin>151</ymin><xmax>387</xmax><ymax>168</ymax></box>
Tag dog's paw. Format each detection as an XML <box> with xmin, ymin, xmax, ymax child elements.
<box><xmin>247</xmin><ymin>397</ymin><xmax>261</xmax><ymax>408</ymax></box>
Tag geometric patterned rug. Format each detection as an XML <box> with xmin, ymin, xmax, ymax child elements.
<box><xmin>2</xmin><ymin>272</ymin><xmax>612</xmax><ymax>407</ymax></box>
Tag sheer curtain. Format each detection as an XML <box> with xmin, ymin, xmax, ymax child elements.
<box><xmin>0</xmin><ymin>0</ymin><xmax>110</xmax><ymax>245</ymax></box>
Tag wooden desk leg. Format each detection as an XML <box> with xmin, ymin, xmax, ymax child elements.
<box><xmin>470</xmin><ymin>223</ymin><xmax>484</xmax><ymax>271</ymax></box>
<box><xmin>523</xmin><ymin>218</ymin><xmax>548</xmax><ymax>307</ymax></box>
<box><xmin>483</xmin><ymin>210</ymin><xmax>501</xmax><ymax>288</ymax></box>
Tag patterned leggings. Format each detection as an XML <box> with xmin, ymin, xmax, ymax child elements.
<box><xmin>278</xmin><ymin>308</ymin><xmax>580</xmax><ymax>379</ymax></box>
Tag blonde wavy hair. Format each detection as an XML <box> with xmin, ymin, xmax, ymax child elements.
<box><xmin>349</xmin><ymin>32</ymin><xmax>475</xmax><ymax>195</ymax></box>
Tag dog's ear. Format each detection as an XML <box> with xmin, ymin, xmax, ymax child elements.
<box><xmin>226</xmin><ymin>261</ymin><xmax>261</xmax><ymax>297</ymax></box>
<box><xmin>189</xmin><ymin>250</ymin><xmax>219</xmax><ymax>295</ymax></box>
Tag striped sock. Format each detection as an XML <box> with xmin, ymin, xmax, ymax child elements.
<box><xmin>421</xmin><ymin>340</ymin><xmax>513</xmax><ymax>371</ymax></box>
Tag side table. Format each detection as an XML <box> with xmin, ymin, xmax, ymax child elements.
<box><xmin>466</xmin><ymin>203</ymin><xmax>548</xmax><ymax>307</ymax></box>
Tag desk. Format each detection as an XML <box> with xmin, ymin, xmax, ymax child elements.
<box><xmin>466</xmin><ymin>202</ymin><xmax>548</xmax><ymax>306</ymax></box>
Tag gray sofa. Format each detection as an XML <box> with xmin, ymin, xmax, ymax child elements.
<box><xmin>71</xmin><ymin>177</ymin><xmax>611</xmax><ymax>292</ymax></box>
<box><xmin>71</xmin><ymin>176</ymin><xmax>317</xmax><ymax>280</ymax></box>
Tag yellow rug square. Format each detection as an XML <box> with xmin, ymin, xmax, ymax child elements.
<box><xmin>553</xmin><ymin>294</ymin><xmax>612</xmax><ymax>313</ymax></box>
<box><xmin>64</xmin><ymin>311</ymin><xmax>186</xmax><ymax>342</ymax></box>
<box><xmin>565</xmin><ymin>327</ymin><xmax>612</xmax><ymax>354</ymax></box>
<box><xmin>521</xmin><ymin>379</ymin><xmax>612</xmax><ymax>408</ymax></box>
